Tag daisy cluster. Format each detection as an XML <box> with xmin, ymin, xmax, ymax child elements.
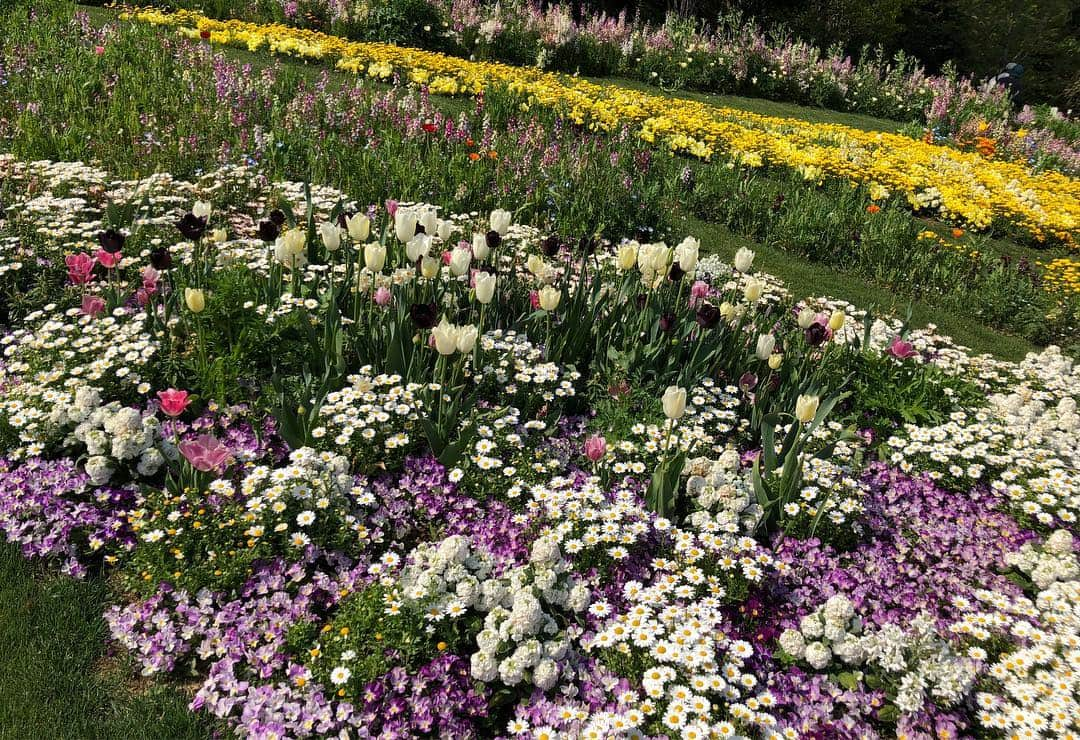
<box><xmin>884</xmin><ymin>346</ymin><xmax>1080</xmax><ymax>527</ymax></box>
<box><xmin>0</xmin><ymin>307</ymin><xmax>157</xmax><ymax>457</ymax></box>
<box><xmin>950</xmin><ymin>540</ymin><xmax>1080</xmax><ymax>738</ymax></box>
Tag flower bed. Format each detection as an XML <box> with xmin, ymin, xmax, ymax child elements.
<box><xmin>1</xmin><ymin>150</ymin><xmax>1079</xmax><ymax>738</ymax></box>
<box><xmin>122</xmin><ymin>7</ymin><xmax>1080</xmax><ymax>246</ymax></box>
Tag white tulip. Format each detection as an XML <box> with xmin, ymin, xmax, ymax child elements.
<box><xmin>319</xmin><ymin>222</ymin><xmax>342</xmax><ymax>252</ymax></box>
<box><xmin>490</xmin><ymin>208</ymin><xmax>512</xmax><ymax>236</ymax></box>
<box><xmin>474</xmin><ymin>272</ymin><xmax>496</xmax><ymax>304</ymax></box>
<box><xmin>364</xmin><ymin>243</ymin><xmax>387</xmax><ymax>272</ymax></box>
<box><xmin>455</xmin><ymin>325</ymin><xmax>478</xmax><ymax>354</ymax></box>
<box><xmin>406</xmin><ymin>234</ymin><xmax>431</xmax><ymax>263</ymax></box>
<box><xmin>733</xmin><ymin>247</ymin><xmax>755</xmax><ymax>273</ymax></box>
<box><xmin>192</xmin><ymin>200</ymin><xmax>212</xmax><ymax>219</ymax></box>
<box><xmin>472</xmin><ymin>232</ymin><xmax>490</xmax><ymax>261</ymax></box>
<box><xmin>432</xmin><ymin>317</ymin><xmax>458</xmax><ymax>355</ymax></box>
<box><xmin>795</xmin><ymin>395</ymin><xmax>820</xmax><ymax>424</ymax></box>
<box><xmin>662</xmin><ymin>386</ymin><xmax>687</xmax><ymax>420</ymax></box>
<box><xmin>395</xmin><ymin>208</ymin><xmax>418</xmax><ymax>242</ymax></box>
<box><xmin>756</xmin><ymin>334</ymin><xmax>775</xmax><ymax>360</ymax></box>
<box><xmin>538</xmin><ymin>286</ymin><xmax>561</xmax><ymax>311</ymax></box>
<box><xmin>345</xmin><ymin>213</ymin><xmax>370</xmax><ymax>241</ymax></box>
<box><xmin>449</xmin><ymin>247</ymin><xmax>471</xmax><ymax>277</ymax></box>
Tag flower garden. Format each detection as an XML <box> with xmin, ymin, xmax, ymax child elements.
<box><xmin>2</xmin><ymin>2</ymin><xmax>1080</xmax><ymax>739</ymax></box>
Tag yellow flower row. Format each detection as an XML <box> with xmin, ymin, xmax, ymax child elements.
<box><xmin>124</xmin><ymin>8</ymin><xmax>1080</xmax><ymax>245</ymax></box>
<box><xmin>1040</xmin><ymin>258</ymin><xmax>1080</xmax><ymax>297</ymax></box>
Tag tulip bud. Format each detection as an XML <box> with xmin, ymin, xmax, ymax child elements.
<box><xmin>828</xmin><ymin>310</ymin><xmax>846</xmax><ymax>331</ymax></box>
<box><xmin>743</xmin><ymin>278</ymin><xmax>763</xmax><ymax>303</ymax></box>
<box><xmin>420</xmin><ymin>256</ymin><xmax>440</xmax><ymax>279</ymax></box>
<box><xmin>795</xmin><ymin>394</ymin><xmax>820</xmax><ymax>424</ymax></box>
<box><xmin>662</xmin><ymin>386</ymin><xmax>687</xmax><ymax>420</ymax></box>
<box><xmin>455</xmin><ymin>325</ymin><xmax>478</xmax><ymax>354</ymax></box>
<box><xmin>432</xmin><ymin>317</ymin><xmax>458</xmax><ymax>355</ymax></box>
<box><xmin>209</xmin><ymin>227</ymin><xmax>227</xmax><ymax>243</ymax></box>
<box><xmin>472</xmin><ymin>232</ymin><xmax>490</xmax><ymax>261</ymax></box>
<box><xmin>733</xmin><ymin>247</ymin><xmax>755</xmax><ymax>273</ymax></box>
<box><xmin>185</xmin><ymin>287</ymin><xmax>206</xmax><ymax>314</ymax></box>
<box><xmin>797</xmin><ymin>307</ymin><xmax>815</xmax><ymax>329</ymax></box>
<box><xmin>437</xmin><ymin>219</ymin><xmax>453</xmax><ymax>241</ymax></box>
<box><xmin>768</xmin><ymin>353</ymin><xmax>783</xmax><ymax>370</ymax></box>
<box><xmin>755</xmin><ymin>334</ymin><xmax>775</xmax><ymax>360</ymax></box>
<box><xmin>449</xmin><ymin>247</ymin><xmax>471</xmax><ymax>277</ymax></box>
<box><xmin>489</xmin><ymin>208</ymin><xmax>512</xmax><ymax>236</ymax></box>
<box><xmin>394</xmin><ymin>208</ymin><xmax>418</xmax><ymax>242</ymax></box>
<box><xmin>474</xmin><ymin>272</ymin><xmax>496</xmax><ymax>304</ymax></box>
<box><xmin>616</xmin><ymin>243</ymin><xmax>638</xmax><ymax>271</ymax></box>
<box><xmin>364</xmin><ymin>243</ymin><xmax>387</xmax><ymax>272</ymax></box>
<box><xmin>345</xmin><ymin>213</ymin><xmax>370</xmax><ymax>242</ymax></box>
<box><xmin>319</xmin><ymin>222</ymin><xmax>342</xmax><ymax>252</ymax></box>
<box><xmin>538</xmin><ymin>285</ymin><xmax>561</xmax><ymax>312</ymax></box>
<box><xmin>192</xmin><ymin>200</ymin><xmax>212</xmax><ymax>219</ymax></box>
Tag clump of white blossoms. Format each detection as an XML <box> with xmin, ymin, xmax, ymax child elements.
<box><xmin>0</xmin><ymin>307</ymin><xmax>157</xmax><ymax>458</ymax></box>
<box><xmin>1005</xmin><ymin>529</ymin><xmax>1079</xmax><ymax>589</ymax></box>
<box><xmin>951</xmin><ymin>540</ymin><xmax>1080</xmax><ymax>739</ymax></box>
<box><xmin>684</xmin><ymin>448</ymin><xmax>763</xmax><ymax>533</ymax></box>
<box><xmin>307</xmin><ymin>367</ymin><xmax>424</xmax><ymax>469</ymax></box>
<box><xmin>782</xmin><ymin>596</ymin><xmax>978</xmax><ymax>716</ymax></box>
<box><xmin>68</xmin><ymin>397</ymin><xmax>167</xmax><ymax>484</ymax></box>
<box><xmin>394</xmin><ymin>534</ymin><xmax>587</xmax><ymax>692</ymax></box>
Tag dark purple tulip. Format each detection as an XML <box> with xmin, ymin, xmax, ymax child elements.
<box><xmin>540</xmin><ymin>235</ymin><xmax>560</xmax><ymax>256</ymax></box>
<box><xmin>635</xmin><ymin>294</ymin><xmax>648</xmax><ymax>310</ymax></box>
<box><xmin>659</xmin><ymin>312</ymin><xmax>677</xmax><ymax>332</ymax></box>
<box><xmin>269</xmin><ymin>208</ymin><xmax>286</xmax><ymax>226</ymax></box>
<box><xmin>739</xmin><ymin>371</ymin><xmax>758</xmax><ymax>390</ymax></box>
<box><xmin>336</xmin><ymin>210</ymin><xmax>354</xmax><ymax>228</ymax></box>
<box><xmin>258</xmin><ymin>219</ymin><xmax>280</xmax><ymax>242</ymax></box>
<box><xmin>409</xmin><ymin>302</ymin><xmax>438</xmax><ymax>329</ymax></box>
<box><xmin>176</xmin><ymin>213</ymin><xmax>207</xmax><ymax>240</ymax></box>
<box><xmin>668</xmin><ymin>262</ymin><xmax>686</xmax><ymax>282</ymax></box>
<box><xmin>578</xmin><ymin>235</ymin><xmax>597</xmax><ymax>254</ymax></box>
<box><xmin>805</xmin><ymin>322</ymin><xmax>828</xmax><ymax>346</ymax></box>
<box><xmin>485</xmin><ymin>230</ymin><xmax>501</xmax><ymax>250</ymax></box>
<box><xmin>695</xmin><ymin>304</ymin><xmax>721</xmax><ymax>328</ymax></box>
<box><xmin>98</xmin><ymin>228</ymin><xmax>125</xmax><ymax>253</ymax></box>
<box><xmin>149</xmin><ymin>246</ymin><xmax>173</xmax><ymax>270</ymax></box>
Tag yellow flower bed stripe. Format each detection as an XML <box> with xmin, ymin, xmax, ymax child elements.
<box><xmin>124</xmin><ymin>7</ymin><xmax>1080</xmax><ymax>245</ymax></box>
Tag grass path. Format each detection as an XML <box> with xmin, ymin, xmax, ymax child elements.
<box><xmin>0</xmin><ymin>545</ymin><xmax>216</xmax><ymax>740</ymax></box>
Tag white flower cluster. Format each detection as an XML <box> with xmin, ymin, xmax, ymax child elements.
<box><xmin>308</xmin><ymin>367</ymin><xmax>424</xmax><ymax>467</ymax></box>
<box><xmin>951</xmin><ymin>561</ymin><xmax>1080</xmax><ymax>738</ymax></box>
<box><xmin>1006</xmin><ymin>529</ymin><xmax>1079</xmax><ymax>589</ymax></box>
<box><xmin>783</xmin><ymin>456</ymin><xmax>866</xmax><ymax>533</ymax></box>
<box><xmin>778</xmin><ymin>594</ymin><xmax>864</xmax><ymax>669</ymax></box>
<box><xmin>64</xmin><ymin>393</ymin><xmax>166</xmax><ymax>484</ymax></box>
<box><xmin>394</xmin><ymin>534</ymin><xmax>587</xmax><ymax>692</ymax></box>
<box><xmin>885</xmin><ymin>347</ymin><xmax>1080</xmax><ymax>526</ymax></box>
<box><xmin>0</xmin><ymin>307</ymin><xmax>157</xmax><ymax>458</ymax></box>
<box><xmin>783</xmin><ymin>596</ymin><xmax>977</xmax><ymax>716</ymax></box>
<box><xmin>478</xmin><ymin>330</ymin><xmax>581</xmax><ymax>409</ymax></box>
<box><xmin>684</xmin><ymin>449</ymin><xmax>762</xmax><ymax>533</ymax></box>
<box><xmin>590</xmin><ymin>577</ymin><xmax>780</xmax><ymax>736</ymax></box>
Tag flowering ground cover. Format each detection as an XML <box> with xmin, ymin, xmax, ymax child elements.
<box><xmin>3</xmin><ymin>3</ymin><xmax>1080</xmax><ymax>739</ymax></box>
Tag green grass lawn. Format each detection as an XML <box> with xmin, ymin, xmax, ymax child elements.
<box><xmin>0</xmin><ymin>545</ymin><xmax>217</xmax><ymax>740</ymax></box>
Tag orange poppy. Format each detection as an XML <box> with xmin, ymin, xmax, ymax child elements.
<box><xmin>468</xmin><ymin>152</ymin><xmax>480</xmax><ymax>161</ymax></box>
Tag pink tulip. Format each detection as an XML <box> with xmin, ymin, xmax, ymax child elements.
<box><xmin>179</xmin><ymin>434</ymin><xmax>231</xmax><ymax>474</ymax></box>
<box><xmin>141</xmin><ymin>265</ymin><xmax>160</xmax><ymax>291</ymax></box>
<box><xmin>65</xmin><ymin>252</ymin><xmax>96</xmax><ymax>285</ymax></box>
<box><xmin>583</xmin><ymin>435</ymin><xmax>607</xmax><ymax>462</ymax></box>
<box><xmin>80</xmin><ymin>294</ymin><xmax>106</xmax><ymax>317</ymax></box>
<box><xmin>157</xmin><ymin>388</ymin><xmax>191</xmax><ymax>417</ymax></box>
<box><xmin>689</xmin><ymin>280</ymin><xmax>710</xmax><ymax>308</ymax></box>
<box><xmin>94</xmin><ymin>45</ymin><xmax>105</xmax><ymax>56</ymax></box>
<box><xmin>887</xmin><ymin>336</ymin><xmax>918</xmax><ymax>360</ymax></box>
<box><xmin>384</xmin><ymin>199</ymin><xmax>398</xmax><ymax>218</ymax></box>
<box><xmin>95</xmin><ymin>249</ymin><xmax>120</xmax><ymax>269</ymax></box>
<box><xmin>529</xmin><ymin>290</ymin><xmax>541</xmax><ymax>310</ymax></box>
<box><xmin>373</xmin><ymin>286</ymin><xmax>392</xmax><ymax>306</ymax></box>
